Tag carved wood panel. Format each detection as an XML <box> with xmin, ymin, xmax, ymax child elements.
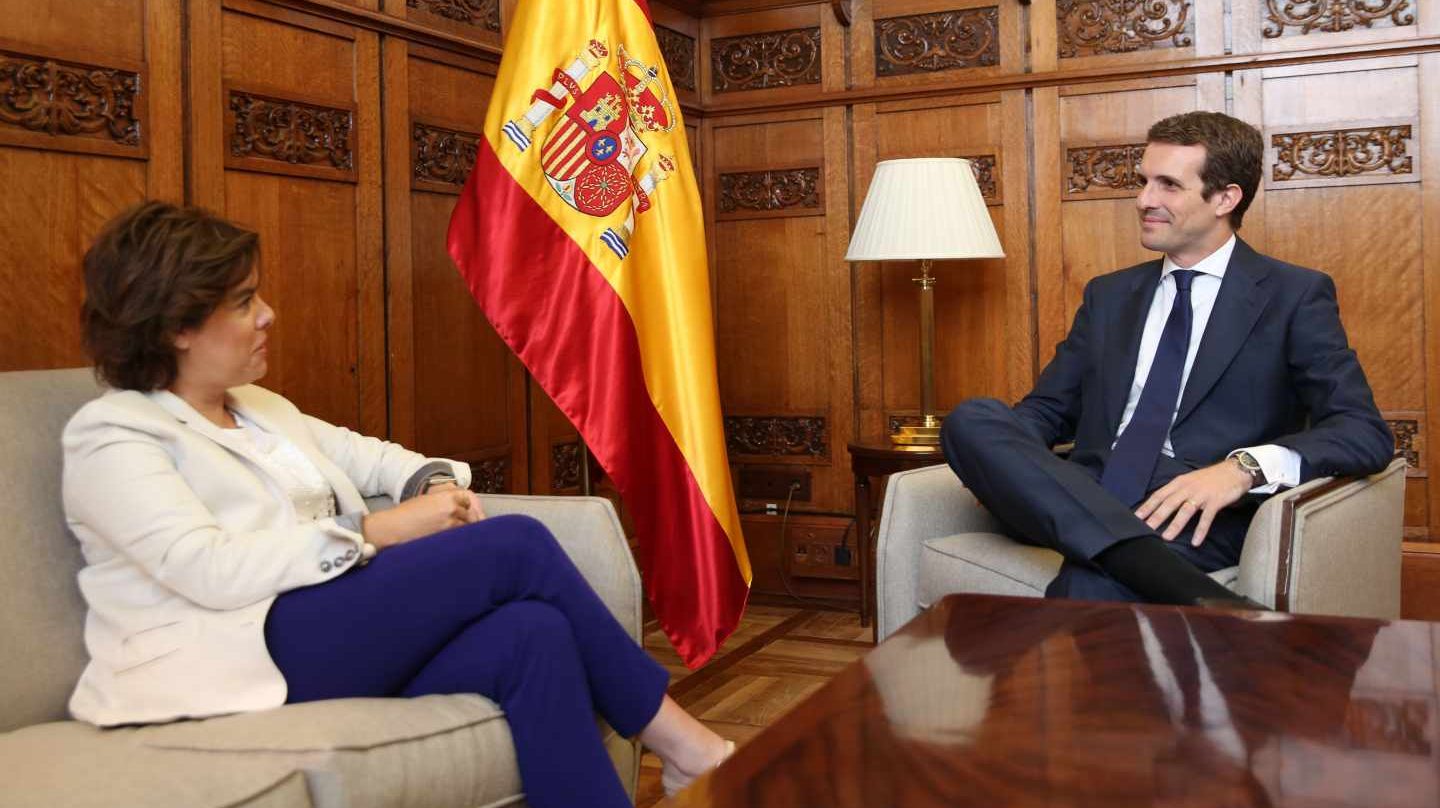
<box><xmin>551</xmin><ymin>440</ymin><xmax>582</xmax><ymax>491</ymax></box>
<box><xmin>407</xmin><ymin>0</ymin><xmax>501</xmax><ymax>33</ymax></box>
<box><xmin>1266</xmin><ymin>121</ymin><xmax>1419</xmax><ymax>189</ymax></box>
<box><xmin>656</xmin><ymin>25</ymin><xmax>697</xmax><ymax>93</ymax></box>
<box><xmin>471</xmin><ymin>456</ymin><xmax>509</xmax><ymax>494</ymax></box>
<box><xmin>966</xmin><ymin>154</ymin><xmax>1000</xmax><ymax>204</ymax></box>
<box><xmin>1263</xmin><ymin>0</ymin><xmax>1415</xmax><ymax>39</ymax></box>
<box><xmin>873</xmin><ymin>7</ymin><xmax>1000</xmax><ymax>78</ymax></box>
<box><xmin>411</xmin><ymin>119</ymin><xmax>480</xmax><ymax>193</ymax></box>
<box><xmin>724</xmin><ymin>415</ymin><xmax>830</xmax><ymax>461</ymax></box>
<box><xmin>0</xmin><ymin>49</ymin><xmax>142</xmax><ymax>149</ymax></box>
<box><xmin>1057</xmin><ymin>0</ymin><xmax>1194</xmax><ymax>59</ymax></box>
<box><xmin>1063</xmin><ymin>142</ymin><xmax>1146</xmax><ymax>199</ymax></box>
<box><xmin>711</xmin><ymin>27</ymin><xmax>822</xmax><ymax>93</ymax></box>
<box><xmin>717</xmin><ymin>166</ymin><xmax>823</xmax><ymax>219</ymax></box>
<box><xmin>1387</xmin><ymin>416</ymin><xmax>1423</xmax><ymax>476</ymax></box>
<box><xmin>225</xmin><ymin>87</ymin><xmax>357</xmax><ymax>182</ymax></box>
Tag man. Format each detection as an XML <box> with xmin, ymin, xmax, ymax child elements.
<box><xmin>941</xmin><ymin>111</ymin><xmax>1393</xmax><ymax>606</ymax></box>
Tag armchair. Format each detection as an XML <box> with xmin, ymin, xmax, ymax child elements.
<box><xmin>0</xmin><ymin>368</ymin><xmax>642</xmax><ymax>808</ymax></box>
<box><xmin>874</xmin><ymin>460</ymin><xmax>1407</xmax><ymax>641</ymax></box>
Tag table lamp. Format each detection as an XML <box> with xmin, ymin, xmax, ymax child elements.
<box><xmin>845</xmin><ymin>157</ymin><xmax>1005</xmax><ymax>446</ymax></box>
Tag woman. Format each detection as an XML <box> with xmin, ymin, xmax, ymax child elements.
<box><xmin>63</xmin><ymin>201</ymin><xmax>729</xmax><ymax>805</ymax></box>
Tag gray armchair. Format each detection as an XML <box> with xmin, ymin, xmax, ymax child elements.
<box><xmin>0</xmin><ymin>367</ymin><xmax>642</xmax><ymax>808</ymax></box>
<box><xmin>875</xmin><ymin>459</ymin><xmax>1408</xmax><ymax>640</ymax></box>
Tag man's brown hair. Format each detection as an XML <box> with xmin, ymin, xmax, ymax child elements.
<box><xmin>1147</xmin><ymin>111</ymin><xmax>1264</xmax><ymax>229</ymax></box>
<box><xmin>81</xmin><ymin>201</ymin><xmax>259</xmax><ymax>391</ymax></box>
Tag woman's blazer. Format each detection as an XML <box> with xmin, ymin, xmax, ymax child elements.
<box><xmin>62</xmin><ymin>384</ymin><xmax>470</xmax><ymax>726</ymax></box>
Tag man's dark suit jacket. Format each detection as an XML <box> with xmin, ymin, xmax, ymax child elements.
<box><xmin>1015</xmin><ymin>237</ymin><xmax>1393</xmax><ymax>490</ymax></box>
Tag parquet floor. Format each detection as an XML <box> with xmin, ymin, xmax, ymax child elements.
<box><xmin>633</xmin><ymin>606</ymin><xmax>874</xmax><ymax>807</ymax></box>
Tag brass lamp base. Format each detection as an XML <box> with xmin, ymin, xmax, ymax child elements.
<box><xmin>890</xmin><ymin>415</ymin><xmax>942</xmax><ymax>447</ymax></box>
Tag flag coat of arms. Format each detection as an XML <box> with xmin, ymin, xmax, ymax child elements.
<box><xmin>448</xmin><ymin>0</ymin><xmax>750</xmax><ymax>667</ymax></box>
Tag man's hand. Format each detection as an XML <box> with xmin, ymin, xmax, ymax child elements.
<box><xmin>362</xmin><ymin>488</ymin><xmax>480</xmax><ymax>550</ymax></box>
<box><xmin>1134</xmin><ymin>459</ymin><xmax>1253</xmax><ymax>547</ymax></box>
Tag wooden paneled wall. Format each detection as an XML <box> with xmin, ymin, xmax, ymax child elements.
<box><xmin>0</xmin><ymin>0</ymin><xmax>183</xmax><ymax>372</ymax></box>
<box><xmin>2</xmin><ymin>1</ymin><xmax>1438</xmax><ymax>570</ymax></box>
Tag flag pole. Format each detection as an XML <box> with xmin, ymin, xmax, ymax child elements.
<box><xmin>579</xmin><ymin>439</ymin><xmax>593</xmax><ymax>496</ymax></box>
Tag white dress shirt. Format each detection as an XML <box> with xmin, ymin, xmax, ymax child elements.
<box><xmin>1114</xmin><ymin>235</ymin><xmax>1300</xmax><ymax>493</ymax></box>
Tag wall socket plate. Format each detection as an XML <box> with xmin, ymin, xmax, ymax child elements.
<box><xmin>738</xmin><ymin>466</ymin><xmax>812</xmax><ymax>502</ymax></box>
<box><xmin>786</xmin><ymin>526</ymin><xmax>858</xmax><ymax>581</ymax></box>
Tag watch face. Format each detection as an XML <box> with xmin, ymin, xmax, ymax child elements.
<box><xmin>1235</xmin><ymin>452</ymin><xmax>1265</xmax><ymax>485</ymax></box>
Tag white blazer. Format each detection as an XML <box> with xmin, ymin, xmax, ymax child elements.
<box><xmin>62</xmin><ymin>385</ymin><xmax>470</xmax><ymax>726</ymax></box>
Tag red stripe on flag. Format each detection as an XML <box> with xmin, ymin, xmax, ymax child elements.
<box><xmin>552</xmin><ymin>135</ymin><xmax>585</xmax><ymax>168</ymax></box>
<box><xmin>448</xmin><ymin>140</ymin><xmax>747</xmax><ymax>668</ymax></box>
<box><xmin>553</xmin><ymin>149</ymin><xmax>589</xmax><ymax>182</ymax></box>
<box><xmin>541</xmin><ymin>124</ymin><xmax>582</xmax><ymax>164</ymax></box>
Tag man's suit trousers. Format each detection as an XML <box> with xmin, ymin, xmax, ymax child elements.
<box><xmin>942</xmin><ymin>398</ymin><xmax>1256</xmax><ymax>601</ymax></box>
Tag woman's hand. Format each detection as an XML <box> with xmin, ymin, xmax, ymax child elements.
<box><xmin>425</xmin><ymin>481</ymin><xmax>486</xmax><ymax>523</ymax></box>
<box><xmin>361</xmin><ymin>488</ymin><xmax>479</xmax><ymax>550</ymax></box>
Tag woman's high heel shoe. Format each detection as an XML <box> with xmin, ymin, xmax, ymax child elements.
<box><xmin>661</xmin><ymin>739</ymin><xmax>735</xmax><ymax>797</ymax></box>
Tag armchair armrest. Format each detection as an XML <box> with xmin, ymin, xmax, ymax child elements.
<box><xmin>875</xmin><ymin>464</ymin><xmax>1007</xmax><ymax>640</ymax></box>
<box><xmin>364</xmin><ymin>493</ymin><xmax>642</xmax><ymax>641</ymax></box>
<box><xmin>1235</xmin><ymin>458</ymin><xmax>1407</xmax><ymax>619</ymax></box>
<box><xmin>479</xmin><ymin>494</ymin><xmax>643</xmax><ymax>641</ymax></box>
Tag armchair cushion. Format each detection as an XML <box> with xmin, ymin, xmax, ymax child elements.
<box><xmin>0</xmin><ymin>721</ymin><xmax>313</xmax><ymax>808</ymax></box>
<box><xmin>132</xmin><ymin>695</ymin><xmax>519</xmax><ymax>808</ymax></box>
<box><xmin>917</xmin><ymin>533</ymin><xmax>1060</xmax><ymax>606</ymax></box>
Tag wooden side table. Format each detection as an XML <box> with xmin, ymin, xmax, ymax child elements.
<box><xmin>848</xmin><ymin>442</ymin><xmax>945</xmax><ymax>630</ymax></box>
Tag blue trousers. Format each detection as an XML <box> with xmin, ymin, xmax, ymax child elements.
<box><xmin>942</xmin><ymin>398</ymin><xmax>1254</xmax><ymax>602</ymax></box>
<box><xmin>264</xmin><ymin>514</ymin><xmax>669</xmax><ymax>808</ymax></box>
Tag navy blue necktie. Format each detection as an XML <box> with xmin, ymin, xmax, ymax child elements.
<box><xmin>1101</xmin><ymin>270</ymin><xmax>1197</xmax><ymax>507</ymax></box>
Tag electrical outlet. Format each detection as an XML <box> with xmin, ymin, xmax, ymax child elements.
<box><xmin>785</xmin><ymin>526</ymin><xmax>859</xmax><ymax>582</ymax></box>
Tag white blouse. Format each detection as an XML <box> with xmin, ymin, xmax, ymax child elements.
<box><xmin>226</xmin><ymin>411</ymin><xmax>337</xmax><ymax>524</ymax></box>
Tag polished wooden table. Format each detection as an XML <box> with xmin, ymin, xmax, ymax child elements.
<box><xmin>848</xmin><ymin>442</ymin><xmax>945</xmax><ymax>630</ymax></box>
<box><xmin>669</xmin><ymin>595</ymin><xmax>1439</xmax><ymax>807</ymax></box>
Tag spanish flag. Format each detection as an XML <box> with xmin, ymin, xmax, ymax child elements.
<box><xmin>447</xmin><ymin>0</ymin><xmax>750</xmax><ymax>666</ymax></box>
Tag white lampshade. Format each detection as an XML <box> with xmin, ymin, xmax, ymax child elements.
<box><xmin>845</xmin><ymin>158</ymin><xmax>1005</xmax><ymax>261</ymax></box>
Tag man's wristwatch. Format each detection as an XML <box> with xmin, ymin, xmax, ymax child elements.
<box><xmin>1231</xmin><ymin>451</ymin><xmax>1268</xmax><ymax>488</ymax></box>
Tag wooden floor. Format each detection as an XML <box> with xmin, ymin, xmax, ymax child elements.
<box><xmin>634</xmin><ymin>605</ymin><xmax>873</xmax><ymax>807</ymax></box>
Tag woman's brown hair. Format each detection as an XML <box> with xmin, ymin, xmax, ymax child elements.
<box><xmin>81</xmin><ymin>201</ymin><xmax>259</xmax><ymax>391</ymax></box>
